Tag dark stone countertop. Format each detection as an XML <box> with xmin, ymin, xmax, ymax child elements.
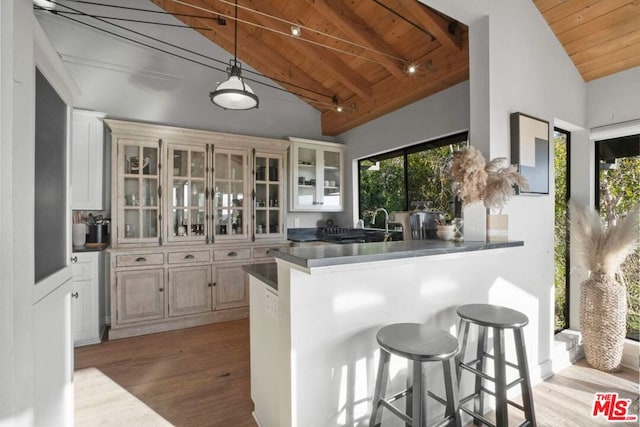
<box><xmin>271</xmin><ymin>239</ymin><xmax>524</xmax><ymax>269</ymax></box>
<box><xmin>243</xmin><ymin>263</ymin><xmax>278</xmax><ymax>291</ymax></box>
<box><xmin>72</xmin><ymin>245</ymin><xmax>108</xmax><ymax>252</ymax></box>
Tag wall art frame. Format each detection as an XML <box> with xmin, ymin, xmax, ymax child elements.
<box><xmin>510</xmin><ymin>112</ymin><xmax>550</xmax><ymax>194</ymax></box>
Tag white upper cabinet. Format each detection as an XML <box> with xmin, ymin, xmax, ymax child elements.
<box><xmin>71</xmin><ymin>110</ymin><xmax>107</xmax><ymax>210</ymax></box>
<box><xmin>289</xmin><ymin>137</ymin><xmax>344</xmax><ymax>212</ymax></box>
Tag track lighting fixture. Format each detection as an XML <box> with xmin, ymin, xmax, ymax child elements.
<box><xmin>290</xmin><ymin>25</ymin><xmax>301</xmax><ymax>37</ymax></box>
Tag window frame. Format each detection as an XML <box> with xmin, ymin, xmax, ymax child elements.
<box><xmin>357</xmin><ymin>131</ymin><xmax>469</xmax><ymax>220</ymax></box>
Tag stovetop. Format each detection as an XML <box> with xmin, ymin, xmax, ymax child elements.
<box><xmin>321</xmin><ymin>227</ymin><xmax>367</xmax><ymax>244</ymax></box>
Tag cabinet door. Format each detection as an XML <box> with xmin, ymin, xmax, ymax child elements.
<box><xmin>168</xmin><ymin>265</ymin><xmax>212</xmax><ymax>317</ymax></box>
<box><xmin>71</xmin><ymin>110</ymin><xmax>106</xmax><ymax>210</ymax></box>
<box><xmin>213</xmin><ymin>264</ymin><xmax>248</xmax><ymax>310</ymax></box>
<box><xmin>117</xmin><ymin>139</ymin><xmax>161</xmax><ymax>245</ymax></box>
<box><xmin>254</xmin><ymin>151</ymin><xmax>284</xmax><ymax>239</ymax></box>
<box><xmin>213</xmin><ymin>148</ymin><xmax>249</xmax><ymax>241</ymax></box>
<box><xmin>71</xmin><ymin>279</ymin><xmax>94</xmax><ymax>344</ymax></box>
<box><xmin>115</xmin><ymin>268</ymin><xmax>165</xmax><ymax>324</ymax></box>
<box><xmin>290</xmin><ymin>141</ymin><xmax>344</xmax><ymax>212</ymax></box>
<box><xmin>167</xmin><ymin>143</ymin><xmax>208</xmax><ymax>243</ymax></box>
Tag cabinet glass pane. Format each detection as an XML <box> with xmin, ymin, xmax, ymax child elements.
<box><xmin>255</xmin><ymin>183</ymin><xmax>267</xmax><ymax>208</ymax></box>
<box><xmin>191</xmin><ymin>181</ymin><xmax>205</xmax><ymax>207</ymax></box>
<box><xmin>124</xmin><ymin>145</ymin><xmax>139</xmax><ymax>175</ymax></box>
<box><xmin>215</xmin><ymin>209</ymin><xmax>228</xmax><ymax>235</ymax></box>
<box><xmin>268</xmin><ymin>211</ymin><xmax>279</xmax><ymax>233</ymax></box>
<box><xmin>172</xmin><ymin>150</ymin><xmax>188</xmax><ymax>177</ymax></box>
<box><xmin>142</xmin><ymin>147</ymin><xmax>158</xmax><ymax>175</ymax></box>
<box><xmin>256</xmin><ymin>211</ymin><xmax>266</xmax><ymax>235</ymax></box>
<box><xmin>172</xmin><ymin>180</ymin><xmax>189</xmax><ymax>207</ymax></box>
<box><xmin>143</xmin><ymin>210</ymin><xmax>158</xmax><ymax>238</ymax></box>
<box><xmin>190</xmin><ymin>209</ymin><xmax>205</xmax><ymax>236</ymax></box>
<box><xmin>268</xmin><ymin>158</ymin><xmax>279</xmax><ymax>182</ymax></box>
<box><xmin>191</xmin><ymin>151</ymin><xmax>205</xmax><ymax>178</ymax></box>
<box><xmin>142</xmin><ymin>178</ymin><xmax>157</xmax><ymax>206</ymax></box>
<box><xmin>124</xmin><ymin>178</ymin><xmax>139</xmax><ymax>206</ymax></box>
<box><xmin>269</xmin><ymin>183</ymin><xmax>279</xmax><ymax>207</ymax></box>
<box><xmin>231</xmin><ymin>209</ymin><xmax>243</xmax><ymax>235</ymax></box>
<box><xmin>215</xmin><ymin>183</ymin><xmax>228</xmax><ymax>208</ymax></box>
<box><xmin>172</xmin><ymin>208</ymin><xmax>188</xmax><ymax>236</ymax></box>
<box><xmin>231</xmin><ymin>183</ymin><xmax>244</xmax><ymax>205</ymax></box>
<box><xmin>256</xmin><ymin>157</ymin><xmax>266</xmax><ymax>181</ymax></box>
<box><xmin>231</xmin><ymin>154</ymin><xmax>243</xmax><ymax>180</ymax></box>
<box><xmin>215</xmin><ymin>153</ymin><xmax>228</xmax><ymax>180</ymax></box>
<box><xmin>124</xmin><ymin>209</ymin><xmax>139</xmax><ymax>238</ymax></box>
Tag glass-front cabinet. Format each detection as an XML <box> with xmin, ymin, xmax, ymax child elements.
<box><xmin>117</xmin><ymin>139</ymin><xmax>161</xmax><ymax>244</ymax></box>
<box><xmin>290</xmin><ymin>138</ymin><xmax>344</xmax><ymax>212</ymax></box>
<box><xmin>254</xmin><ymin>151</ymin><xmax>284</xmax><ymax>238</ymax></box>
<box><xmin>213</xmin><ymin>148</ymin><xmax>248</xmax><ymax>241</ymax></box>
<box><xmin>167</xmin><ymin>144</ymin><xmax>208</xmax><ymax>243</ymax></box>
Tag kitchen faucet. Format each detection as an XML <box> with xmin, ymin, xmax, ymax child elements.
<box><xmin>372</xmin><ymin>208</ymin><xmax>391</xmax><ymax>242</ymax></box>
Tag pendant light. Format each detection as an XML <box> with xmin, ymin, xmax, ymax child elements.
<box><xmin>209</xmin><ymin>0</ymin><xmax>259</xmax><ymax>110</ymax></box>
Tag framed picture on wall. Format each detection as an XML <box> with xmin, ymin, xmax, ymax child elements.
<box><xmin>510</xmin><ymin>112</ymin><xmax>550</xmax><ymax>194</ymax></box>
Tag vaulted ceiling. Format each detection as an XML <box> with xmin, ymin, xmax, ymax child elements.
<box><xmin>149</xmin><ymin>0</ymin><xmax>469</xmax><ymax>136</ymax></box>
<box><xmin>533</xmin><ymin>0</ymin><xmax>640</xmax><ymax>82</ymax></box>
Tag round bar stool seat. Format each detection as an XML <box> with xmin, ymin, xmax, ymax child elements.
<box><xmin>369</xmin><ymin>323</ymin><xmax>462</xmax><ymax>427</ymax></box>
<box><xmin>456</xmin><ymin>304</ymin><xmax>536</xmax><ymax>427</ymax></box>
<box><xmin>377</xmin><ymin>323</ymin><xmax>459</xmax><ymax>361</ymax></box>
<box><xmin>457</xmin><ymin>304</ymin><xmax>529</xmax><ymax>329</ymax></box>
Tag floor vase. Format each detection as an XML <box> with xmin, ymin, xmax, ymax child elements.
<box><xmin>579</xmin><ymin>272</ymin><xmax>627</xmax><ymax>372</ymax></box>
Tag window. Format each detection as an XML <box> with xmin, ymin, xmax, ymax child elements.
<box><xmin>554</xmin><ymin>128</ymin><xmax>570</xmax><ymax>332</ymax></box>
<box><xmin>595</xmin><ymin>134</ymin><xmax>640</xmax><ymax>341</ymax></box>
<box><xmin>358</xmin><ymin>132</ymin><xmax>468</xmax><ymax>225</ymax></box>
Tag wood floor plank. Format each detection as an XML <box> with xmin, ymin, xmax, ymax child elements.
<box><xmin>75</xmin><ymin>320</ymin><xmax>639</xmax><ymax>427</ymax></box>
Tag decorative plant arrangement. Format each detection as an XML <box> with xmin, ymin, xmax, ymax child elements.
<box><xmin>571</xmin><ymin>201</ymin><xmax>639</xmax><ymax>372</ymax></box>
<box><xmin>450</xmin><ymin>146</ymin><xmax>528</xmax><ymax>211</ymax></box>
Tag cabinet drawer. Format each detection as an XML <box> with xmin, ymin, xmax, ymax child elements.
<box><xmin>253</xmin><ymin>246</ymin><xmax>284</xmax><ymax>259</ymax></box>
<box><xmin>168</xmin><ymin>250</ymin><xmax>210</xmax><ymax>264</ymax></box>
<box><xmin>213</xmin><ymin>248</ymin><xmax>251</xmax><ymax>261</ymax></box>
<box><xmin>116</xmin><ymin>253</ymin><xmax>164</xmax><ymax>267</ymax></box>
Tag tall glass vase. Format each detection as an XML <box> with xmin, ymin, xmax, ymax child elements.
<box><xmin>579</xmin><ymin>272</ymin><xmax>627</xmax><ymax>372</ymax></box>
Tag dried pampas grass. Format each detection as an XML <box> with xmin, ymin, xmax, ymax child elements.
<box><xmin>450</xmin><ymin>148</ymin><xmax>528</xmax><ymax>211</ymax></box>
<box><xmin>451</xmin><ymin>147</ymin><xmax>487</xmax><ymax>205</ymax></box>
<box><xmin>570</xmin><ymin>201</ymin><xmax>639</xmax><ymax>275</ymax></box>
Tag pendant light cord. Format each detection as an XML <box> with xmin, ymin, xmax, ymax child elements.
<box><xmin>233</xmin><ymin>0</ymin><xmax>238</xmax><ymax>65</ymax></box>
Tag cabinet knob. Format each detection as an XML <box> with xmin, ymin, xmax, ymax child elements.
<box><xmin>212</xmin><ymin>282</ymin><xmax>217</xmax><ymax>287</ymax></box>
<box><xmin>71</xmin><ymin>292</ymin><xmax>79</xmax><ymax>299</ymax></box>
<box><xmin>158</xmin><ymin>287</ymin><xmax>164</xmax><ymax>292</ymax></box>
<box><xmin>208</xmin><ymin>283</ymin><xmax>213</xmax><ymax>287</ymax></box>
<box><xmin>184</xmin><ymin>254</ymin><xmax>195</xmax><ymax>259</ymax></box>
<box><xmin>70</xmin><ymin>256</ymin><xmax>78</xmax><ymax>263</ymax></box>
<box><xmin>227</xmin><ymin>251</ymin><xmax>237</xmax><ymax>257</ymax></box>
<box><xmin>135</xmin><ymin>257</ymin><xmax>147</xmax><ymax>262</ymax></box>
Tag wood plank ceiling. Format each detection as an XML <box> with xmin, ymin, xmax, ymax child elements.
<box><xmin>150</xmin><ymin>0</ymin><xmax>469</xmax><ymax>136</ymax></box>
<box><xmin>533</xmin><ymin>0</ymin><xmax>640</xmax><ymax>82</ymax></box>
<box><xmin>148</xmin><ymin>0</ymin><xmax>639</xmax><ymax>136</ymax></box>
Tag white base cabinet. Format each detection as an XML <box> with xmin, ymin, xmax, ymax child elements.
<box><xmin>71</xmin><ymin>251</ymin><xmax>105</xmax><ymax>346</ymax></box>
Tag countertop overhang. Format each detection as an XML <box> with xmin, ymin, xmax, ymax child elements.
<box><xmin>271</xmin><ymin>239</ymin><xmax>524</xmax><ymax>269</ymax></box>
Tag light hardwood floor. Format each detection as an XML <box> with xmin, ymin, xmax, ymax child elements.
<box><xmin>75</xmin><ymin>320</ymin><xmax>639</xmax><ymax>427</ymax></box>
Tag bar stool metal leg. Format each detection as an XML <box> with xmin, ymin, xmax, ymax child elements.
<box><xmin>514</xmin><ymin>328</ymin><xmax>536</xmax><ymax>427</ymax></box>
<box><xmin>370</xmin><ymin>349</ymin><xmax>391</xmax><ymax>427</ymax></box>
<box><xmin>443</xmin><ymin>358</ymin><xmax>462</xmax><ymax>427</ymax></box>
<box><xmin>493</xmin><ymin>327</ymin><xmax>508</xmax><ymax>426</ymax></box>
<box><xmin>473</xmin><ymin>325</ymin><xmax>486</xmax><ymax>425</ymax></box>
<box><xmin>411</xmin><ymin>361</ymin><xmax>427</xmax><ymax>427</ymax></box>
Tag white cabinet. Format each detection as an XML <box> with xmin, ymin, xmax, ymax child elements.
<box><xmin>289</xmin><ymin>137</ymin><xmax>344</xmax><ymax>212</ymax></box>
<box><xmin>71</xmin><ymin>251</ymin><xmax>105</xmax><ymax>346</ymax></box>
<box><xmin>72</xmin><ymin>110</ymin><xmax>107</xmax><ymax>210</ymax></box>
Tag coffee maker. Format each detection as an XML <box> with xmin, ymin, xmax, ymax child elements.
<box><xmin>388</xmin><ymin>211</ymin><xmax>412</xmax><ymax>241</ymax></box>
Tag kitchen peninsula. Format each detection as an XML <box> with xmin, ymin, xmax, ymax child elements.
<box><xmin>247</xmin><ymin>239</ymin><xmax>532</xmax><ymax>427</ymax></box>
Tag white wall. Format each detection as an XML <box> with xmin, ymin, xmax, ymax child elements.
<box><xmin>337</xmin><ymin>80</ymin><xmax>470</xmax><ymax>226</ymax></box>
<box><xmin>35</xmin><ymin>0</ymin><xmax>326</xmax><ymax>141</ymax></box>
<box><xmin>0</xmin><ymin>0</ymin><xmax>36</xmax><ymax>425</ymax></box>
<box><xmin>587</xmin><ymin>66</ymin><xmax>640</xmax><ymax>129</ymax></box>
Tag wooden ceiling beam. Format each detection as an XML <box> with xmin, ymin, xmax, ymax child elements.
<box><xmin>400</xmin><ymin>1</ymin><xmax>463</xmax><ymax>53</ymax></box>
<box><xmin>241</xmin><ymin>0</ymin><xmax>372</xmax><ymax>99</ymax></box>
<box><xmin>321</xmin><ymin>42</ymin><xmax>469</xmax><ymax>135</ymax></box>
<box><xmin>152</xmin><ymin>0</ymin><xmax>335</xmax><ymax>106</ymax></box>
<box><xmin>305</xmin><ymin>0</ymin><xmax>408</xmax><ymax>80</ymax></box>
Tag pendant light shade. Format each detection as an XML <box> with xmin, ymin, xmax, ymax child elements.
<box><xmin>210</xmin><ymin>62</ymin><xmax>258</xmax><ymax>110</ymax></box>
<box><xmin>209</xmin><ymin>0</ymin><xmax>259</xmax><ymax>110</ymax></box>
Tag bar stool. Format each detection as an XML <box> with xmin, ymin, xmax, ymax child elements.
<box><xmin>369</xmin><ymin>323</ymin><xmax>462</xmax><ymax>427</ymax></box>
<box><xmin>456</xmin><ymin>304</ymin><xmax>536</xmax><ymax>427</ymax></box>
